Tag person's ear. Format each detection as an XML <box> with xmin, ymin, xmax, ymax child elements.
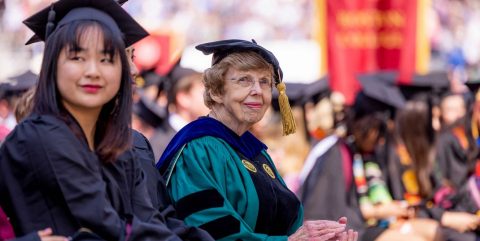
<box><xmin>210</xmin><ymin>90</ymin><xmax>223</xmax><ymax>104</ymax></box>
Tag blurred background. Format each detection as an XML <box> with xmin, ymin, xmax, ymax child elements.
<box><xmin>1</xmin><ymin>0</ymin><xmax>479</xmax><ymax>184</ymax></box>
<box><xmin>3</xmin><ymin>0</ymin><xmax>480</xmax><ymax>81</ymax></box>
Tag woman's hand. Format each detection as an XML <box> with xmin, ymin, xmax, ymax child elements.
<box><xmin>37</xmin><ymin>228</ymin><xmax>68</xmax><ymax>241</ymax></box>
<box><xmin>330</xmin><ymin>217</ymin><xmax>358</xmax><ymax>241</ymax></box>
<box><xmin>441</xmin><ymin>211</ymin><xmax>480</xmax><ymax>233</ymax></box>
<box><xmin>288</xmin><ymin>217</ymin><xmax>347</xmax><ymax>241</ymax></box>
<box><xmin>333</xmin><ymin>229</ymin><xmax>358</xmax><ymax>241</ymax></box>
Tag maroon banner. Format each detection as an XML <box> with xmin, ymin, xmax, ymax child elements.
<box><xmin>318</xmin><ymin>0</ymin><xmax>423</xmax><ymax>104</ymax></box>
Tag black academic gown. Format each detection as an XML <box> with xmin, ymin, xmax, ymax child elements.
<box><xmin>149</xmin><ymin>122</ymin><xmax>177</xmax><ymax>161</ymax></box>
<box><xmin>385</xmin><ymin>143</ymin><xmax>478</xmax><ymax>241</ymax></box>
<box><xmin>436</xmin><ymin>126</ymin><xmax>475</xmax><ymax>189</ymax></box>
<box><xmin>132</xmin><ymin>131</ymin><xmax>214</xmax><ymax>241</ymax></box>
<box><xmin>0</xmin><ymin>114</ymin><xmax>183</xmax><ymax>241</ymax></box>
<box><xmin>298</xmin><ymin>139</ymin><xmax>381</xmax><ymax>241</ymax></box>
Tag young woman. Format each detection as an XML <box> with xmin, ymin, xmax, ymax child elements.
<box><xmin>0</xmin><ymin>0</ymin><xmax>186</xmax><ymax>240</ymax></box>
<box><xmin>388</xmin><ymin>97</ymin><xmax>480</xmax><ymax>241</ymax></box>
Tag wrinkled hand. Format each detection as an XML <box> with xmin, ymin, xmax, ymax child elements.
<box><xmin>332</xmin><ymin>229</ymin><xmax>358</xmax><ymax>241</ymax></box>
<box><xmin>441</xmin><ymin>211</ymin><xmax>480</xmax><ymax>233</ymax></box>
<box><xmin>329</xmin><ymin>217</ymin><xmax>358</xmax><ymax>241</ymax></box>
<box><xmin>37</xmin><ymin>228</ymin><xmax>68</xmax><ymax>241</ymax></box>
<box><xmin>288</xmin><ymin>217</ymin><xmax>347</xmax><ymax>241</ymax></box>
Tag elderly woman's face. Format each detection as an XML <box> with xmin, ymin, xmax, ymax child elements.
<box><xmin>219</xmin><ymin>67</ymin><xmax>273</xmax><ymax>127</ymax></box>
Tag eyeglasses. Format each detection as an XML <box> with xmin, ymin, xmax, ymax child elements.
<box><xmin>230</xmin><ymin>76</ymin><xmax>273</xmax><ymax>90</ymax></box>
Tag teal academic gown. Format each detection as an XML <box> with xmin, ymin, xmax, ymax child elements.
<box><xmin>165</xmin><ymin>136</ymin><xmax>303</xmax><ymax>241</ymax></box>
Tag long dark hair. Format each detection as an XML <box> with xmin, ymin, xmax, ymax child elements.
<box><xmin>395</xmin><ymin>97</ymin><xmax>435</xmax><ymax>197</ymax></box>
<box><xmin>33</xmin><ymin>20</ymin><xmax>132</xmax><ymax>163</ymax></box>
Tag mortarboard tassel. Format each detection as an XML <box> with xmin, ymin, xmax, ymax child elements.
<box><xmin>473</xmin><ymin>90</ymin><xmax>480</xmax><ymax>142</ymax></box>
<box><xmin>45</xmin><ymin>4</ymin><xmax>56</xmax><ymax>39</ymax></box>
<box><xmin>276</xmin><ymin>81</ymin><xmax>296</xmax><ymax>136</ymax></box>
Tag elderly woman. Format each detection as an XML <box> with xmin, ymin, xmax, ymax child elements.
<box><xmin>157</xmin><ymin>39</ymin><xmax>357</xmax><ymax>241</ymax></box>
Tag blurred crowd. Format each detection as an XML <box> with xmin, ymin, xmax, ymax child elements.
<box><xmin>3</xmin><ymin>0</ymin><xmax>480</xmax><ymax>80</ymax></box>
<box><xmin>430</xmin><ymin>0</ymin><xmax>480</xmax><ymax>82</ymax></box>
<box><xmin>3</xmin><ymin>0</ymin><xmax>480</xmax><ymax>240</ymax></box>
<box><xmin>0</xmin><ymin>0</ymin><xmax>480</xmax><ymax>183</ymax></box>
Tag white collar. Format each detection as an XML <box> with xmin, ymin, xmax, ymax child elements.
<box><xmin>168</xmin><ymin>113</ymin><xmax>189</xmax><ymax>132</ymax></box>
<box><xmin>298</xmin><ymin>135</ymin><xmax>339</xmax><ymax>185</ymax></box>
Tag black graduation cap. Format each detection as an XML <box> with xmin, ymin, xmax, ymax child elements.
<box><xmin>271</xmin><ymin>82</ymin><xmax>307</xmax><ymax>111</ymax></box>
<box><xmin>301</xmin><ymin>77</ymin><xmax>330</xmax><ymax>105</ymax></box>
<box><xmin>355</xmin><ymin>72</ymin><xmax>406</xmax><ymax>119</ymax></box>
<box><xmin>465</xmin><ymin>81</ymin><xmax>480</xmax><ymax>94</ymax></box>
<box><xmin>465</xmin><ymin>80</ymin><xmax>480</xmax><ymax>102</ymax></box>
<box><xmin>166</xmin><ymin>65</ymin><xmax>201</xmax><ymax>105</ymax></box>
<box><xmin>132</xmin><ymin>95</ymin><xmax>167</xmax><ymax>128</ymax></box>
<box><xmin>23</xmin><ymin>0</ymin><xmax>148</xmax><ymax>47</ymax></box>
<box><xmin>169</xmin><ymin>66</ymin><xmax>197</xmax><ymax>84</ymax></box>
<box><xmin>399</xmin><ymin>72</ymin><xmax>450</xmax><ymax>101</ymax></box>
<box><xmin>195</xmin><ymin>39</ymin><xmax>283</xmax><ymax>85</ymax></box>
<box><xmin>137</xmin><ymin>71</ymin><xmax>163</xmax><ymax>89</ymax></box>
<box><xmin>196</xmin><ymin>38</ymin><xmax>297</xmax><ymax>135</ymax></box>
<box><xmin>2</xmin><ymin>70</ymin><xmax>38</xmax><ymax>92</ymax></box>
<box><xmin>271</xmin><ymin>78</ymin><xmax>330</xmax><ymax>110</ymax></box>
<box><xmin>0</xmin><ymin>70</ymin><xmax>38</xmax><ymax>99</ymax></box>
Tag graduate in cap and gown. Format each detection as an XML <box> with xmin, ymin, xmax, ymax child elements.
<box><xmin>0</xmin><ymin>0</ymin><xmax>209</xmax><ymax>240</ymax></box>
<box><xmin>386</xmin><ymin>93</ymin><xmax>480</xmax><ymax>241</ymax></box>
<box><xmin>371</xmin><ymin>72</ymin><xmax>480</xmax><ymax>241</ymax></box>
<box><xmin>435</xmin><ymin>81</ymin><xmax>480</xmax><ymax>191</ymax></box>
<box><xmin>0</xmin><ymin>70</ymin><xmax>38</xmax><ymax>142</ymax></box>
<box><xmin>301</xmin><ymin>73</ymin><xmax>442</xmax><ymax>241</ymax></box>
<box><xmin>157</xmin><ymin>39</ymin><xmax>358</xmax><ymax>241</ymax></box>
<box><xmin>297</xmin><ymin>78</ymin><xmax>371</xmax><ymax>237</ymax></box>
<box><xmin>149</xmin><ymin>65</ymin><xmax>209</xmax><ymax>160</ymax></box>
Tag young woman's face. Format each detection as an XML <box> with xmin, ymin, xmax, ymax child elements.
<box><xmin>214</xmin><ymin>67</ymin><xmax>272</xmax><ymax>128</ymax></box>
<box><xmin>56</xmin><ymin>26</ymin><xmax>122</xmax><ymax>114</ymax></box>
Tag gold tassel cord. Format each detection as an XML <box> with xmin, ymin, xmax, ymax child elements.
<box><xmin>474</xmin><ymin>91</ymin><xmax>480</xmax><ymax>141</ymax></box>
<box><xmin>276</xmin><ymin>82</ymin><xmax>296</xmax><ymax>135</ymax></box>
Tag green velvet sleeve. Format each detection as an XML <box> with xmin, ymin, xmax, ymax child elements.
<box><xmin>168</xmin><ymin>136</ymin><xmax>293</xmax><ymax>241</ymax></box>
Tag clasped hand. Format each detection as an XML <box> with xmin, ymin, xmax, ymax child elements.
<box><xmin>288</xmin><ymin>217</ymin><xmax>358</xmax><ymax>241</ymax></box>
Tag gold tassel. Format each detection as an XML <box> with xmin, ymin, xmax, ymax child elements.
<box><xmin>472</xmin><ymin>115</ymin><xmax>479</xmax><ymax>142</ymax></box>
<box><xmin>474</xmin><ymin>91</ymin><xmax>480</xmax><ymax>141</ymax></box>
<box><xmin>276</xmin><ymin>82</ymin><xmax>296</xmax><ymax>135</ymax></box>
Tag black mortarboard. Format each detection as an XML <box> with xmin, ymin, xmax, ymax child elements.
<box><xmin>356</xmin><ymin>71</ymin><xmax>450</xmax><ymax>102</ymax></box>
<box><xmin>399</xmin><ymin>72</ymin><xmax>450</xmax><ymax>101</ymax></box>
<box><xmin>196</xmin><ymin>39</ymin><xmax>296</xmax><ymax>135</ymax></box>
<box><xmin>465</xmin><ymin>81</ymin><xmax>480</xmax><ymax>95</ymax></box>
<box><xmin>169</xmin><ymin>66</ymin><xmax>197</xmax><ymax>84</ymax></box>
<box><xmin>0</xmin><ymin>70</ymin><xmax>38</xmax><ymax>100</ymax></box>
<box><xmin>132</xmin><ymin>96</ymin><xmax>167</xmax><ymax>128</ymax></box>
<box><xmin>271</xmin><ymin>82</ymin><xmax>306</xmax><ymax>111</ymax></box>
<box><xmin>2</xmin><ymin>70</ymin><xmax>38</xmax><ymax>92</ymax></box>
<box><xmin>196</xmin><ymin>39</ymin><xmax>283</xmax><ymax>85</ymax></box>
<box><xmin>166</xmin><ymin>65</ymin><xmax>201</xmax><ymax>105</ymax></box>
<box><xmin>272</xmin><ymin>77</ymin><xmax>330</xmax><ymax>111</ymax></box>
<box><xmin>301</xmin><ymin>77</ymin><xmax>330</xmax><ymax>105</ymax></box>
<box><xmin>137</xmin><ymin>71</ymin><xmax>163</xmax><ymax>89</ymax></box>
<box><xmin>465</xmin><ymin>80</ymin><xmax>480</xmax><ymax>102</ymax></box>
<box><xmin>355</xmin><ymin>72</ymin><xmax>406</xmax><ymax>119</ymax></box>
<box><xmin>23</xmin><ymin>0</ymin><xmax>148</xmax><ymax>47</ymax></box>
